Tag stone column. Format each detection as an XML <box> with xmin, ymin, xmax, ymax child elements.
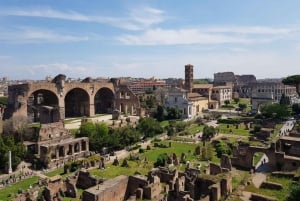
<box><xmin>89</xmin><ymin>104</ymin><xmax>95</xmax><ymax>117</ymax></box>
<box><xmin>79</xmin><ymin>142</ymin><xmax>82</xmax><ymax>152</ymax></box>
<box><xmin>59</xmin><ymin>107</ymin><xmax>65</xmax><ymax>120</ymax></box>
<box><xmin>8</xmin><ymin>151</ymin><xmax>12</xmax><ymax>174</ymax></box>
<box><xmin>56</xmin><ymin>148</ymin><xmax>59</xmax><ymax>159</ymax></box>
<box><xmin>86</xmin><ymin>140</ymin><xmax>89</xmax><ymax>152</ymax></box>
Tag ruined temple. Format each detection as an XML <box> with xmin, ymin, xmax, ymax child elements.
<box><xmin>4</xmin><ymin>74</ymin><xmax>141</xmax><ymax>123</ymax></box>
<box><xmin>25</xmin><ymin>122</ymin><xmax>90</xmax><ymax>168</ymax></box>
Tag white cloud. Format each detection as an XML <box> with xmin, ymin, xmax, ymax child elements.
<box><xmin>202</xmin><ymin>26</ymin><xmax>298</xmax><ymax>35</ymax></box>
<box><xmin>28</xmin><ymin>63</ymin><xmax>88</xmax><ymax>78</ymax></box>
<box><xmin>118</xmin><ymin>28</ymin><xmax>253</xmax><ymax>45</ymax></box>
<box><xmin>0</xmin><ymin>27</ymin><xmax>89</xmax><ymax>43</ymax></box>
<box><xmin>118</xmin><ymin>25</ymin><xmax>300</xmax><ymax>46</ymax></box>
<box><xmin>0</xmin><ymin>6</ymin><xmax>165</xmax><ymax>31</ymax></box>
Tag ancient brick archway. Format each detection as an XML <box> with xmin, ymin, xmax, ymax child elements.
<box><xmin>94</xmin><ymin>87</ymin><xmax>114</xmax><ymax>114</ymax></box>
<box><xmin>231</xmin><ymin>143</ymin><xmax>277</xmax><ymax>171</ymax></box>
<box><xmin>65</xmin><ymin>88</ymin><xmax>90</xmax><ymax>118</ymax></box>
<box><xmin>27</xmin><ymin>89</ymin><xmax>59</xmax><ymax>122</ymax></box>
<box><xmin>5</xmin><ymin>75</ymin><xmax>141</xmax><ymax>122</ymax></box>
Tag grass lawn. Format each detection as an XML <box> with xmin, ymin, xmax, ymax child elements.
<box><xmin>90</xmin><ymin>160</ymin><xmax>152</xmax><ymax>179</ymax></box>
<box><xmin>0</xmin><ymin>176</ymin><xmax>39</xmax><ymax>201</ymax></box>
<box><xmin>244</xmin><ymin>175</ymin><xmax>293</xmax><ymax>201</ymax></box>
<box><xmin>252</xmin><ymin>152</ymin><xmax>264</xmax><ymax>166</ymax></box>
<box><xmin>219</xmin><ymin>123</ymin><xmax>251</xmax><ymax>136</ymax></box>
<box><xmin>90</xmin><ymin>141</ymin><xmax>220</xmax><ymax>179</ymax></box>
<box><xmin>187</xmin><ymin>124</ymin><xmax>204</xmax><ymax>135</ymax></box>
<box><xmin>141</xmin><ymin>141</ymin><xmax>198</xmax><ymax>162</ymax></box>
<box><xmin>231</xmin><ymin>169</ymin><xmax>251</xmax><ymax>189</ymax></box>
<box><xmin>159</xmin><ymin>120</ymin><xmax>170</xmax><ymax>128</ymax></box>
<box><xmin>45</xmin><ymin>167</ymin><xmax>73</xmax><ymax>180</ymax></box>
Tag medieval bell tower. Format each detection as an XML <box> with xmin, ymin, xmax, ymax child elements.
<box><xmin>185</xmin><ymin>64</ymin><xmax>194</xmax><ymax>92</ymax></box>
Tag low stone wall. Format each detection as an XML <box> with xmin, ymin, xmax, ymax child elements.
<box><xmin>271</xmin><ymin>172</ymin><xmax>295</xmax><ymax>178</ymax></box>
<box><xmin>250</xmin><ymin>193</ymin><xmax>278</xmax><ymax>201</ymax></box>
<box><xmin>260</xmin><ymin>182</ymin><xmax>283</xmax><ymax>190</ymax></box>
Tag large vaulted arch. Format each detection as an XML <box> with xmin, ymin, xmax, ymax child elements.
<box><xmin>65</xmin><ymin>88</ymin><xmax>90</xmax><ymax>118</ymax></box>
<box><xmin>94</xmin><ymin>87</ymin><xmax>114</xmax><ymax>114</ymax></box>
<box><xmin>27</xmin><ymin>89</ymin><xmax>59</xmax><ymax>123</ymax></box>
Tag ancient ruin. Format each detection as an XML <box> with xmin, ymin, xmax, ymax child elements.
<box><xmin>4</xmin><ymin>74</ymin><xmax>141</xmax><ymax>123</ymax></box>
<box><xmin>25</xmin><ymin>122</ymin><xmax>90</xmax><ymax>168</ymax></box>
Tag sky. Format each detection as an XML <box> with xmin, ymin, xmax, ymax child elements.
<box><xmin>1</xmin><ymin>0</ymin><xmax>300</xmax><ymax>80</ymax></box>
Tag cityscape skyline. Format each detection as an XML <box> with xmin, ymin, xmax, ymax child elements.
<box><xmin>1</xmin><ymin>0</ymin><xmax>300</xmax><ymax>80</ymax></box>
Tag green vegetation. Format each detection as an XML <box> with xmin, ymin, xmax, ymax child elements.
<box><xmin>0</xmin><ymin>97</ymin><xmax>8</xmax><ymax>105</ymax></box>
<box><xmin>244</xmin><ymin>175</ymin><xmax>293</xmax><ymax>201</ymax></box>
<box><xmin>282</xmin><ymin>74</ymin><xmax>300</xmax><ymax>96</ymax></box>
<box><xmin>0</xmin><ymin>176</ymin><xmax>39</xmax><ymax>201</ymax></box>
<box><xmin>286</xmin><ymin>181</ymin><xmax>300</xmax><ymax>201</ymax></box>
<box><xmin>187</xmin><ymin>124</ymin><xmax>204</xmax><ymax>135</ymax></box>
<box><xmin>252</xmin><ymin>152</ymin><xmax>264</xmax><ymax>166</ymax></box>
<box><xmin>219</xmin><ymin>124</ymin><xmax>250</xmax><ymax>136</ymax></box>
<box><xmin>90</xmin><ymin>160</ymin><xmax>152</xmax><ymax>179</ymax></box>
<box><xmin>193</xmin><ymin>79</ymin><xmax>210</xmax><ymax>84</ymax></box>
<box><xmin>0</xmin><ymin>135</ymin><xmax>26</xmax><ymax>170</ymax></box>
<box><xmin>90</xmin><ymin>141</ymin><xmax>219</xmax><ymax>179</ymax></box>
<box><xmin>260</xmin><ymin>103</ymin><xmax>291</xmax><ymax>119</ymax></box>
<box><xmin>202</xmin><ymin>125</ymin><xmax>217</xmax><ymax>141</ymax></box>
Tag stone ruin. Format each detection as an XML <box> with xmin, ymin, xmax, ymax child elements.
<box><xmin>148</xmin><ymin>163</ymin><xmax>233</xmax><ymax>201</ymax></box>
<box><xmin>24</xmin><ymin>122</ymin><xmax>90</xmax><ymax>169</ymax></box>
<box><xmin>82</xmin><ymin>174</ymin><xmax>163</xmax><ymax>201</ymax></box>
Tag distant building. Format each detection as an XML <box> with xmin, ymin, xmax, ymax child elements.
<box><xmin>128</xmin><ymin>78</ymin><xmax>169</xmax><ymax>94</ymax></box>
<box><xmin>251</xmin><ymin>81</ymin><xmax>297</xmax><ymax>111</ymax></box>
<box><xmin>184</xmin><ymin>64</ymin><xmax>194</xmax><ymax>92</ymax></box>
<box><xmin>165</xmin><ymin>87</ymin><xmax>208</xmax><ymax>119</ymax></box>
<box><xmin>211</xmin><ymin>85</ymin><xmax>233</xmax><ymax>105</ymax></box>
<box><xmin>213</xmin><ymin>72</ymin><xmax>257</xmax><ymax>98</ymax></box>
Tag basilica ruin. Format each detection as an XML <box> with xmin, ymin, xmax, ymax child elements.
<box><xmin>4</xmin><ymin>74</ymin><xmax>141</xmax><ymax>123</ymax></box>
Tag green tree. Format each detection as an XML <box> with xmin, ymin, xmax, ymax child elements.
<box><xmin>260</xmin><ymin>103</ymin><xmax>291</xmax><ymax>119</ymax></box>
<box><xmin>215</xmin><ymin>141</ymin><xmax>231</xmax><ymax>158</ymax></box>
<box><xmin>201</xmin><ymin>144</ymin><xmax>213</xmax><ymax>161</ymax></box>
<box><xmin>292</xmin><ymin>103</ymin><xmax>300</xmax><ymax>115</ymax></box>
<box><xmin>202</xmin><ymin>126</ymin><xmax>217</xmax><ymax>141</ymax></box>
<box><xmin>77</xmin><ymin>122</ymin><xmax>96</xmax><ymax>137</ymax></box>
<box><xmin>136</xmin><ymin>117</ymin><xmax>163</xmax><ymax>138</ymax></box>
<box><xmin>282</xmin><ymin>75</ymin><xmax>300</xmax><ymax>96</ymax></box>
<box><xmin>238</xmin><ymin>103</ymin><xmax>247</xmax><ymax>111</ymax></box>
<box><xmin>286</xmin><ymin>181</ymin><xmax>300</xmax><ymax>201</ymax></box>
<box><xmin>0</xmin><ymin>135</ymin><xmax>26</xmax><ymax>170</ymax></box>
<box><xmin>234</xmin><ymin>98</ymin><xmax>240</xmax><ymax>104</ymax></box>
<box><xmin>279</xmin><ymin>94</ymin><xmax>291</xmax><ymax>105</ymax></box>
<box><xmin>166</xmin><ymin>107</ymin><xmax>182</xmax><ymax>120</ymax></box>
<box><xmin>155</xmin><ymin>105</ymin><xmax>166</xmax><ymax>121</ymax></box>
<box><xmin>154</xmin><ymin>153</ymin><xmax>168</xmax><ymax>167</ymax></box>
<box><xmin>224</xmin><ymin>100</ymin><xmax>230</xmax><ymax>106</ymax></box>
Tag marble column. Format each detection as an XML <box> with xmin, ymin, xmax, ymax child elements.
<box><xmin>8</xmin><ymin>151</ymin><xmax>12</xmax><ymax>174</ymax></box>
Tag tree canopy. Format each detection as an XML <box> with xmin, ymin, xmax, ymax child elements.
<box><xmin>260</xmin><ymin>103</ymin><xmax>291</xmax><ymax>119</ymax></box>
<box><xmin>282</xmin><ymin>75</ymin><xmax>300</xmax><ymax>96</ymax></box>
<box><xmin>0</xmin><ymin>135</ymin><xmax>26</xmax><ymax>170</ymax></box>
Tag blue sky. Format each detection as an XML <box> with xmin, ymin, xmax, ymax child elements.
<box><xmin>1</xmin><ymin>0</ymin><xmax>300</xmax><ymax>80</ymax></box>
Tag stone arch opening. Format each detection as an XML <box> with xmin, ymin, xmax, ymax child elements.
<box><xmin>82</xmin><ymin>141</ymin><xmax>87</xmax><ymax>151</ymax></box>
<box><xmin>252</xmin><ymin>151</ymin><xmax>270</xmax><ymax>172</ymax></box>
<box><xmin>94</xmin><ymin>87</ymin><xmax>114</xmax><ymax>114</ymax></box>
<box><xmin>74</xmin><ymin>143</ymin><xmax>80</xmax><ymax>153</ymax></box>
<box><xmin>59</xmin><ymin>146</ymin><xmax>64</xmax><ymax>157</ymax></box>
<box><xmin>27</xmin><ymin>89</ymin><xmax>59</xmax><ymax>123</ymax></box>
<box><xmin>65</xmin><ymin>88</ymin><xmax>90</xmax><ymax>118</ymax></box>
